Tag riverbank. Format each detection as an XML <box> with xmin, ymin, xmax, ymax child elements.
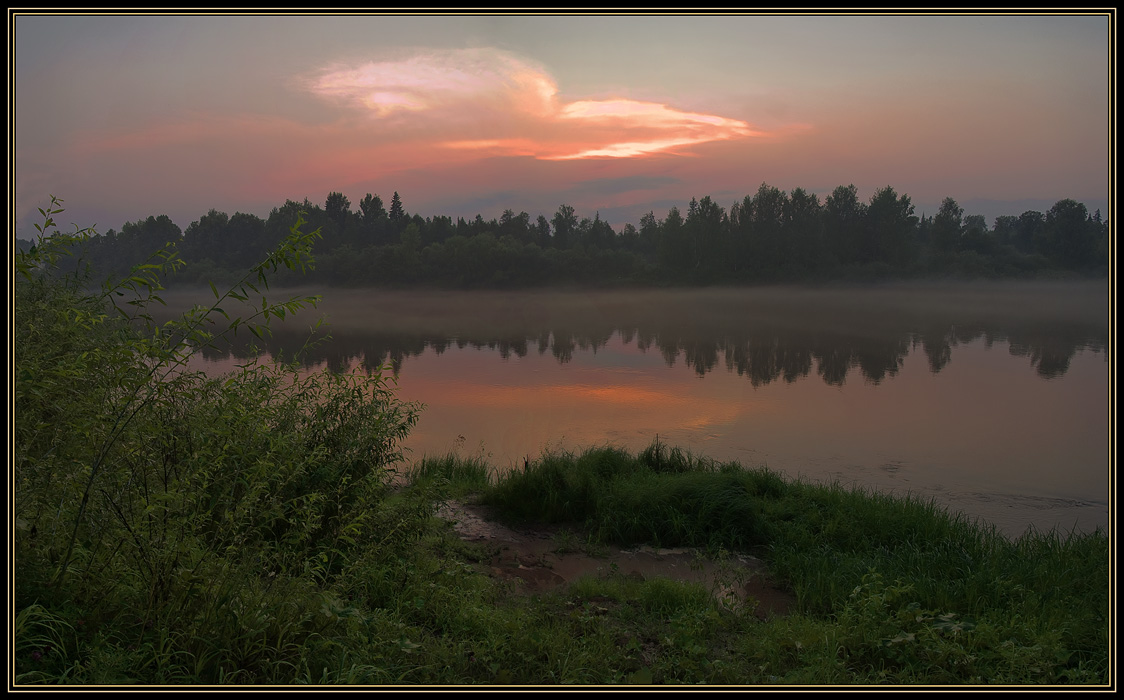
<box><xmin>389</xmin><ymin>444</ymin><xmax>1111</xmax><ymax>685</ymax></box>
<box><xmin>432</xmin><ymin>497</ymin><xmax>797</xmax><ymax>618</ymax></box>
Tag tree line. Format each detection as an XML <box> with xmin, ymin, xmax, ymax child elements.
<box><xmin>52</xmin><ymin>184</ymin><xmax>1109</xmax><ymax>288</ymax></box>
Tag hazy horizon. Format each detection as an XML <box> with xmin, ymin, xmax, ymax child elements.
<box><xmin>13</xmin><ymin>13</ymin><xmax>1111</xmax><ymax>238</ymax></box>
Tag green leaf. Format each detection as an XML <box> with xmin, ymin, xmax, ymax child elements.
<box><xmin>397</xmin><ymin>637</ymin><xmax>421</xmax><ymax>653</ymax></box>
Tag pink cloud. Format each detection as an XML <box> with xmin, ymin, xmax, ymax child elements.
<box><xmin>310</xmin><ymin>48</ymin><xmax>558</xmax><ymax>118</ymax></box>
<box><xmin>31</xmin><ymin>47</ymin><xmax>779</xmax><ymax>227</ymax></box>
<box><xmin>308</xmin><ymin>48</ymin><xmax>762</xmax><ymax>161</ymax></box>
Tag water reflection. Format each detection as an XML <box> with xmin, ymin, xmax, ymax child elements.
<box><xmin>165</xmin><ymin>283</ymin><xmax>1109</xmax><ymax>539</ymax></box>
<box><xmin>190</xmin><ymin>285</ymin><xmax>1107</xmax><ymax>385</ymax></box>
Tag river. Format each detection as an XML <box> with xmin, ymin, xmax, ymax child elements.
<box><xmin>166</xmin><ymin>281</ymin><xmax>1111</xmax><ymax>540</ymax></box>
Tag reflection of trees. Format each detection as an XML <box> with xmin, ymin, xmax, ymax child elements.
<box><xmin>909</xmin><ymin>322</ymin><xmax>1098</xmax><ymax>380</ymax></box>
<box><xmin>726</xmin><ymin>338</ymin><xmax>772</xmax><ymax>384</ymax></box>
<box><xmin>853</xmin><ymin>337</ymin><xmax>908</xmax><ymax>384</ymax></box>
<box><xmin>917</xmin><ymin>327</ymin><xmax>953</xmax><ymax>373</ymax></box>
<box><xmin>1008</xmin><ymin>334</ymin><xmax>1079</xmax><ymax>379</ymax></box>
<box><xmin>551</xmin><ymin>330</ymin><xmax>576</xmax><ymax>363</ymax></box>
<box><xmin>724</xmin><ymin>337</ymin><xmax>795</xmax><ymax>386</ymax></box>
<box><xmin>535</xmin><ymin>330</ymin><xmax>551</xmax><ymax>356</ymax></box>
<box><xmin>720</xmin><ymin>334</ymin><xmax>905</xmax><ymax>386</ymax></box>
<box><xmin>682</xmin><ymin>339</ymin><xmax>721</xmax><ymax>377</ymax></box>
<box><xmin>495</xmin><ymin>337</ymin><xmax>528</xmax><ymax>360</ymax></box>
<box><xmin>190</xmin><ymin>297</ymin><xmax>1107</xmax><ymax>386</ymax></box>
<box><xmin>812</xmin><ymin>345</ymin><xmax>855</xmax><ymax>387</ymax></box>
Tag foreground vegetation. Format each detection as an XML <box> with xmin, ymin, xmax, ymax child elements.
<box><xmin>412</xmin><ymin>448</ymin><xmax>1109</xmax><ymax>685</ymax></box>
<box><xmin>14</xmin><ymin>202</ymin><xmax>1109</xmax><ymax>686</ymax></box>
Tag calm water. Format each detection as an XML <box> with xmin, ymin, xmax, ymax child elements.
<box><xmin>172</xmin><ymin>282</ymin><xmax>1111</xmax><ymax>540</ymax></box>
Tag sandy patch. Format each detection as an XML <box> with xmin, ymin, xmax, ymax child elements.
<box><xmin>436</xmin><ymin>500</ymin><xmax>795</xmax><ymax>619</ymax></box>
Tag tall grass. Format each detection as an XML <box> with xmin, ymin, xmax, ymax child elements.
<box><xmin>471</xmin><ymin>443</ymin><xmax>1110</xmax><ymax>684</ymax></box>
<box><xmin>406</xmin><ymin>453</ymin><xmax>493</xmax><ymax>497</ymax></box>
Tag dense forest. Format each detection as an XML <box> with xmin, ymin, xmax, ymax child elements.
<box><xmin>31</xmin><ymin>184</ymin><xmax>1110</xmax><ymax>288</ymax></box>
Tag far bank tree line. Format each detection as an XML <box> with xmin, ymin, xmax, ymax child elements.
<box><xmin>55</xmin><ymin>184</ymin><xmax>1108</xmax><ymax>288</ymax></box>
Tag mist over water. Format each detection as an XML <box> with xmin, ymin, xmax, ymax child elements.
<box><xmin>166</xmin><ymin>281</ymin><xmax>1110</xmax><ymax>539</ymax></box>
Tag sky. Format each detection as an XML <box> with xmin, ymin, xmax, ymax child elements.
<box><xmin>10</xmin><ymin>12</ymin><xmax>1112</xmax><ymax>238</ymax></box>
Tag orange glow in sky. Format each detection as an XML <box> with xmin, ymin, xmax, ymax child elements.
<box><xmin>308</xmin><ymin>48</ymin><xmax>761</xmax><ymax>161</ymax></box>
<box><xmin>13</xmin><ymin>15</ymin><xmax>1108</xmax><ymax>236</ymax></box>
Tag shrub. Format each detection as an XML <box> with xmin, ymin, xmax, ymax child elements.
<box><xmin>14</xmin><ymin>198</ymin><xmax>422</xmax><ymax>683</ymax></box>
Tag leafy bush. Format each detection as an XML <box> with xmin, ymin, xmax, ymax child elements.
<box><xmin>14</xmin><ymin>198</ymin><xmax>422</xmax><ymax>683</ymax></box>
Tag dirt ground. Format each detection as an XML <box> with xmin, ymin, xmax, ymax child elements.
<box><xmin>435</xmin><ymin>500</ymin><xmax>796</xmax><ymax>619</ymax></box>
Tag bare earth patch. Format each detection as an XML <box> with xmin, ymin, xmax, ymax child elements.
<box><xmin>436</xmin><ymin>500</ymin><xmax>796</xmax><ymax>619</ymax></box>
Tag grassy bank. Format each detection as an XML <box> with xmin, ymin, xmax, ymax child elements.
<box><xmin>14</xmin><ymin>204</ymin><xmax>1109</xmax><ymax>686</ymax></box>
<box><xmin>404</xmin><ymin>447</ymin><xmax>1110</xmax><ymax>685</ymax></box>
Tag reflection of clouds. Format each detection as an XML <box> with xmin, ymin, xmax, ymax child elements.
<box><xmin>309</xmin><ymin>47</ymin><xmax>758</xmax><ymax>160</ymax></box>
<box><xmin>444</xmin><ymin>382</ymin><xmax>687</xmax><ymax>408</ymax></box>
<box><xmin>413</xmin><ymin>378</ymin><xmax>741</xmax><ymax>432</ymax></box>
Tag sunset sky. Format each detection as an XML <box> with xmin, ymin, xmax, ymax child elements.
<box><xmin>11</xmin><ymin>12</ymin><xmax>1111</xmax><ymax>238</ymax></box>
